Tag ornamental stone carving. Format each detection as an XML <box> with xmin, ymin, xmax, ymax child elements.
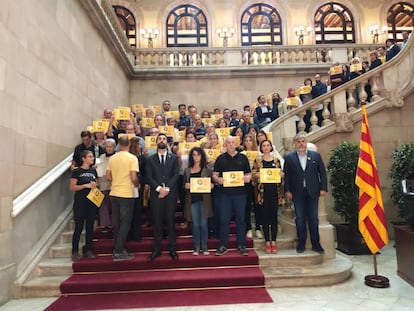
<box><xmin>334</xmin><ymin>112</ymin><xmax>353</xmax><ymax>132</ymax></box>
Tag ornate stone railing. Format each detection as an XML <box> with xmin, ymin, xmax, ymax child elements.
<box><xmin>265</xmin><ymin>35</ymin><xmax>414</xmax><ymax>153</ymax></box>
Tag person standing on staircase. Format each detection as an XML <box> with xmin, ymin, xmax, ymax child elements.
<box><xmin>69</xmin><ymin>150</ymin><xmax>98</xmax><ymax>261</ymax></box>
<box><xmin>106</xmin><ymin>136</ymin><xmax>140</xmax><ymax>261</ymax></box>
<box><xmin>146</xmin><ymin>133</ymin><xmax>180</xmax><ymax>262</ymax></box>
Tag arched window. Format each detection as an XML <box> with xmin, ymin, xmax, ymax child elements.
<box><xmin>241</xmin><ymin>3</ymin><xmax>282</xmax><ymax>46</ymax></box>
<box><xmin>113</xmin><ymin>5</ymin><xmax>136</xmax><ymax>47</ymax></box>
<box><xmin>314</xmin><ymin>2</ymin><xmax>355</xmax><ymax>44</ymax></box>
<box><xmin>386</xmin><ymin>2</ymin><xmax>414</xmax><ymax>42</ymax></box>
<box><xmin>166</xmin><ymin>4</ymin><xmax>208</xmax><ymax>47</ymax></box>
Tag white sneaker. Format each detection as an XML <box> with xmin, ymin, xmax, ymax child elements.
<box><xmin>246</xmin><ymin>230</ymin><xmax>253</xmax><ymax>238</ymax></box>
<box><xmin>255</xmin><ymin>230</ymin><xmax>263</xmax><ymax>239</ymax></box>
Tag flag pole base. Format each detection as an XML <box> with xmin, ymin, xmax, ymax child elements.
<box><xmin>364</xmin><ymin>275</ymin><xmax>390</xmax><ymax>288</ymax></box>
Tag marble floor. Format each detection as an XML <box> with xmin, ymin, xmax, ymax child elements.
<box><xmin>1</xmin><ymin>242</ymin><xmax>413</xmax><ymax>311</ymax></box>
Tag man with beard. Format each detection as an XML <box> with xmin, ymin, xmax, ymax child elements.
<box><xmin>146</xmin><ymin>133</ymin><xmax>180</xmax><ymax>261</ymax></box>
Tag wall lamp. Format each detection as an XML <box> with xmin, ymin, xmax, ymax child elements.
<box><xmin>140</xmin><ymin>28</ymin><xmax>159</xmax><ymax>48</ymax></box>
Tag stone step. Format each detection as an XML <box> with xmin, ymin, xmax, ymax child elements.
<box><xmin>49</xmin><ymin>243</ymin><xmax>72</xmax><ymax>259</ymax></box>
<box><xmin>253</xmin><ymin>235</ymin><xmax>295</xmax><ymax>251</ymax></box>
<box><xmin>60</xmin><ymin>231</ymin><xmax>84</xmax><ymax>244</ymax></box>
<box><xmin>20</xmin><ymin>276</ymin><xmax>68</xmax><ymax>298</ymax></box>
<box><xmin>36</xmin><ymin>258</ymin><xmax>73</xmax><ymax>277</ymax></box>
<box><xmin>262</xmin><ymin>255</ymin><xmax>353</xmax><ymax>288</ymax></box>
<box><xmin>258</xmin><ymin>249</ymin><xmax>323</xmax><ymax>267</ymax></box>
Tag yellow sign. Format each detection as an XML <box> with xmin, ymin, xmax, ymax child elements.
<box><xmin>165</xmin><ymin>111</ymin><xmax>180</xmax><ymax>119</ymax></box>
<box><xmin>87</xmin><ymin>188</ymin><xmax>105</xmax><ymax>207</ymax></box>
<box><xmin>118</xmin><ymin>133</ymin><xmax>135</xmax><ymax>140</ymax></box>
<box><xmin>92</xmin><ymin>119</ymin><xmax>110</xmax><ymax>133</ymax></box>
<box><xmin>190</xmin><ymin>177</ymin><xmax>211</xmax><ymax>193</ymax></box>
<box><xmin>234</xmin><ymin>135</ymin><xmax>241</xmax><ymax>146</ymax></box>
<box><xmin>145</xmin><ymin>136</ymin><xmax>157</xmax><ymax>149</ymax></box>
<box><xmin>286</xmin><ymin>97</ymin><xmax>298</xmax><ymax>108</ymax></box>
<box><xmin>142</xmin><ymin>117</ymin><xmax>155</xmax><ymax>128</ymax></box>
<box><xmin>350</xmin><ymin>63</ymin><xmax>362</xmax><ymax>72</ymax></box>
<box><xmin>215</xmin><ymin>127</ymin><xmax>232</xmax><ymax>138</ymax></box>
<box><xmin>114</xmin><ymin>107</ymin><xmax>131</xmax><ymax>120</ymax></box>
<box><xmin>212</xmin><ymin>114</ymin><xmax>223</xmax><ymax>121</ymax></box>
<box><xmin>132</xmin><ymin>104</ymin><xmax>144</xmax><ymax>113</ymax></box>
<box><xmin>201</xmin><ymin>118</ymin><xmax>215</xmax><ymax>125</ymax></box>
<box><xmin>159</xmin><ymin>125</ymin><xmax>174</xmax><ymax>137</ymax></box>
<box><xmin>300</xmin><ymin>85</ymin><xmax>312</xmax><ymax>94</ymax></box>
<box><xmin>179</xmin><ymin>142</ymin><xmax>197</xmax><ymax>155</ymax></box>
<box><xmin>330</xmin><ymin>65</ymin><xmax>343</xmax><ymax>75</ymax></box>
<box><xmin>223</xmin><ymin>171</ymin><xmax>244</xmax><ymax>187</ymax></box>
<box><xmin>241</xmin><ymin>151</ymin><xmax>258</xmax><ymax>166</ymax></box>
<box><xmin>151</xmin><ymin>105</ymin><xmax>162</xmax><ymax>114</ymax></box>
<box><xmin>265</xmin><ymin>132</ymin><xmax>273</xmax><ymax>143</ymax></box>
<box><xmin>177</xmin><ymin>130</ymin><xmax>186</xmax><ymax>143</ymax></box>
<box><xmin>205</xmin><ymin>149</ymin><xmax>220</xmax><ymax>161</ymax></box>
<box><xmin>260</xmin><ymin>168</ymin><xmax>281</xmax><ymax>183</ymax></box>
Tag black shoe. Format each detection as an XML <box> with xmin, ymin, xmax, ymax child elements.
<box><xmin>296</xmin><ymin>247</ymin><xmax>305</xmax><ymax>253</ymax></box>
<box><xmin>215</xmin><ymin>246</ymin><xmax>228</xmax><ymax>256</ymax></box>
<box><xmin>169</xmin><ymin>250</ymin><xmax>179</xmax><ymax>261</ymax></box>
<box><xmin>312</xmin><ymin>246</ymin><xmax>325</xmax><ymax>254</ymax></box>
<box><xmin>238</xmin><ymin>246</ymin><xmax>248</xmax><ymax>256</ymax></box>
<box><xmin>147</xmin><ymin>251</ymin><xmax>161</xmax><ymax>262</ymax></box>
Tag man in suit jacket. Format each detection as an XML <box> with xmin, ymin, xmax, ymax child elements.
<box><xmin>145</xmin><ymin>133</ymin><xmax>180</xmax><ymax>261</ymax></box>
<box><xmin>385</xmin><ymin>38</ymin><xmax>400</xmax><ymax>62</ymax></box>
<box><xmin>283</xmin><ymin>133</ymin><xmax>327</xmax><ymax>254</ymax></box>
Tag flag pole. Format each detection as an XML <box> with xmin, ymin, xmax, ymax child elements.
<box><xmin>356</xmin><ymin>102</ymin><xmax>390</xmax><ymax>288</ymax></box>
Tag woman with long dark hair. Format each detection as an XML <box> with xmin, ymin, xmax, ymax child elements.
<box><xmin>184</xmin><ymin>147</ymin><xmax>213</xmax><ymax>255</ymax></box>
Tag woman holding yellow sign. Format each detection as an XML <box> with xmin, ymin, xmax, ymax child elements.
<box><xmin>252</xmin><ymin>140</ymin><xmax>284</xmax><ymax>254</ymax></box>
<box><xmin>69</xmin><ymin>150</ymin><xmax>99</xmax><ymax>261</ymax></box>
<box><xmin>183</xmin><ymin>147</ymin><xmax>213</xmax><ymax>255</ymax></box>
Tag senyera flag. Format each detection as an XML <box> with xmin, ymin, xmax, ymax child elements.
<box><xmin>355</xmin><ymin>104</ymin><xmax>389</xmax><ymax>254</ymax></box>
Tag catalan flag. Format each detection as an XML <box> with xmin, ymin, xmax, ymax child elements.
<box><xmin>355</xmin><ymin>104</ymin><xmax>389</xmax><ymax>254</ymax></box>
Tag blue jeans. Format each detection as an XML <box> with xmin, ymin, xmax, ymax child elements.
<box><xmin>292</xmin><ymin>189</ymin><xmax>320</xmax><ymax>249</ymax></box>
<box><xmin>110</xmin><ymin>196</ymin><xmax>134</xmax><ymax>254</ymax></box>
<box><xmin>219</xmin><ymin>193</ymin><xmax>246</xmax><ymax>248</ymax></box>
<box><xmin>191</xmin><ymin>200</ymin><xmax>208</xmax><ymax>251</ymax></box>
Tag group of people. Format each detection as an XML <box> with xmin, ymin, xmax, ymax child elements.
<box><xmin>70</xmin><ymin>95</ymin><xmax>329</xmax><ymax>262</ymax></box>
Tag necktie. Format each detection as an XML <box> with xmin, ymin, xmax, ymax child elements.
<box><xmin>161</xmin><ymin>154</ymin><xmax>165</xmax><ymax>165</ymax></box>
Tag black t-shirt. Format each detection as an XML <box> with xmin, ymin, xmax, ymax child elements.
<box><xmin>71</xmin><ymin>167</ymin><xmax>97</xmax><ymax>200</ymax></box>
<box><xmin>214</xmin><ymin>152</ymin><xmax>251</xmax><ymax>195</ymax></box>
<box><xmin>72</xmin><ymin>143</ymin><xmax>104</xmax><ymax>168</ymax></box>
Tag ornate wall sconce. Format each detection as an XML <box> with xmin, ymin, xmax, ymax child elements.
<box><xmin>294</xmin><ymin>26</ymin><xmax>312</xmax><ymax>45</ymax></box>
<box><xmin>216</xmin><ymin>27</ymin><xmax>235</xmax><ymax>47</ymax></box>
<box><xmin>140</xmin><ymin>28</ymin><xmax>159</xmax><ymax>48</ymax></box>
<box><xmin>369</xmin><ymin>25</ymin><xmax>387</xmax><ymax>44</ymax></box>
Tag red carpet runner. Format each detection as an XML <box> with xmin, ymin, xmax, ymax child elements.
<box><xmin>46</xmin><ymin>223</ymin><xmax>272</xmax><ymax>310</ymax></box>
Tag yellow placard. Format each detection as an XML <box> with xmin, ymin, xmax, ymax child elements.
<box><xmin>151</xmin><ymin>105</ymin><xmax>162</xmax><ymax>114</ymax></box>
<box><xmin>145</xmin><ymin>136</ymin><xmax>157</xmax><ymax>149</ymax></box>
<box><xmin>330</xmin><ymin>65</ymin><xmax>343</xmax><ymax>75</ymax></box>
<box><xmin>294</xmin><ymin>89</ymin><xmax>301</xmax><ymax>97</ymax></box>
<box><xmin>159</xmin><ymin>125</ymin><xmax>174</xmax><ymax>137</ymax></box>
<box><xmin>212</xmin><ymin>114</ymin><xmax>223</xmax><ymax>121</ymax></box>
<box><xmin>132</xmin><ymin>104</ymin><xmax>144</xmax><ymax>113</ymax></box>
<box><xmin>350</xmin><ymin>63</ymin><xmax>362</xmax><ymax>72</ymax></box>
<box><xmin>87</xmin><ymin>188</ymin><xmax>105</xmax><ymax>207</ymax></box>
<box><xmin>141</xmin><ymin>117</ymin><xmax>155</xmax><ymax>128</ymax></box>
<box><xmin>114</xmin><ymin>107</ymin><xmax>131</xmax><ymax>120</ymax></box>
<box><xmin>250</xmin><ymin>117</ymin><xmax>254</xmax><ymax>124</ymax></box>
<box><xmin>259</xmin><ymin>168</ymin><xmax>281</xmax><ymax>183</ymax></box>
<box><xmin>118</xmin><ymin>133</ymin><xmax>135</xmax><ymax>140</ymax></box>
<box><xmin>177</xmin><ymin>130</ymin><xmax>186</xmax><ymax>143</ymax></box>
<box><xmin>190</xmin><ymin>177</ymin><xmax>211</xmax><ymax>193</ymax></box>
<box><xmin>86</xmin><ymin>125</ymin><xmax>93</xmax><ymax>133</ymax></box>
<box><xmin>92</xmin><ymin>120</ymin><xmax>109</xmax><ymax>133</ymax></box>
<box><xmin>205</xmin><ymin>149</ymin><xmax>220</xmax><ymax>161</ymax></box>
<box><xmin>215</xmin><ymin>127</ymin><xmax>232</xmax><ymax>138</ymax></box>
<box><xmin>165</xmin><ymin>111</ymin><xmax>180</xmax><ymax>119</ymax></box>
<box><xmin>300</xmin><ymin>85</ymin><xmax>312</xmax><ymax>94</ymax></box>
<box><xmin>241</xmin><ymin>151</ymin><xmax>258</xmax><ymax>166</ymax></box>
<box><xmin>234</xmin><ymin>135</ymin><xmax>241</xmax><ymax>146</ymax></box>
<box><xmin>179</xmin><ymin>142</ymin><xmax>197</xmax><ymax>155</ymax></box>
<box><xmin>265</xmin><ymin>131</ymin><xmax>273</xmax><ymax>143</ymax></box>
<box><xmin>223</xmin><ymin>171</ymin><xmax>244</xmax><ymax>187</ymax></box>
<box><xmin>286</xmin><ymin>97</ymin><xmax>298</xmax><ymax>108</ymax></box>
<box><xmin>201</xmin><ymin>118</ymin><xmax>215</xmax><ymax>125</ymax></box>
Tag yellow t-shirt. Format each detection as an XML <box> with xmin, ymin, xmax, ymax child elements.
<box><xmin>107</xmin><ymin>151</ymin><xmax>139</xmax><ymax>198</ymax></box>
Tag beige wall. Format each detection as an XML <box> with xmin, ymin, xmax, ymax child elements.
<box><xmin>0</xmin><ymin>0</ymin><xmax>129</xmax><ymax>304</ymax></box>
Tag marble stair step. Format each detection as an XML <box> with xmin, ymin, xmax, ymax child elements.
<box><xmin>21</xmin><ymin>276</ymin><xmax>68</xmax><ymax>298</ymax></box>
<box><xmin>49</xmin><ymin>243</ymin><xmax>72</xmax><ymax>258</ymax></box>
<box><xmin>253</xmin><ymin>235</ymin><xmax>295</xmax><ymax>251</ymax></box>
<box><xmin>258</xmin><ymin>249</ymin><xmax>323</xmax><ymax>267</ymax></box>
<box><xmin>36</xmin><ymin>258</ymin><xmax>73</xmax><ymax>277</ymax></box>
<box><xmin>262</xmin><ymin>255</ymin><xmax>353</xmax><ymax>288</ymax></box>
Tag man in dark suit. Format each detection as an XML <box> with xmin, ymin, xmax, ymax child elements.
<box><xmin>145</xmin><ymin>133</ymin><xmax>180</xmax><ymax>261</ymax></box>
<box><xmin>283</xmin><ymin>133</ymin><xmax>327</xmax><ymax>254</ymax></box>
<box><xmin>385</xmin><ymin>38</ymin><xmax>400</xmax><ymax>62</ymax></box>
